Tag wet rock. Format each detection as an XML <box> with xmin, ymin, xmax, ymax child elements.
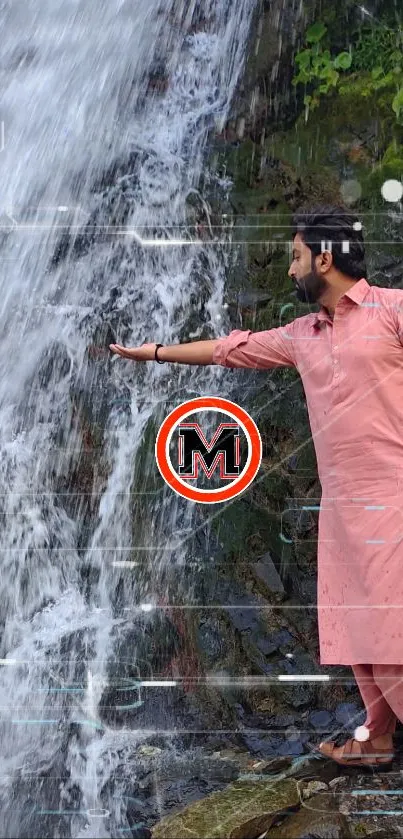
<box><xmin>197</xmin><ymin>617</ymin><xmax>231</xmax><ymax>664</ymax></box>
<box><xmin>97</xmin><ymin>611</ymin><xmax>222</xmax><ymax>735</ymax></box>
<box><xmin>308</xmin><ymin>710</ymin><xmax>334</xmax><ymax>730</ymax></box>
<box><xmin>270</xmin><ymin>713</ymin><xmax>299</xmax><ymax>728</ymax></box>
<box><xmin>284</xmin><ymin>726</ymin><xmax>311</xmax><ymax>746</ymax></box>
<box><xmin>251</xmin><ymin>553</ymin><xmax>286</xmax><ymax>600</ymax></box>
<box><xmin>258</xmin><ymin>756</ymin><xmax>293</xmax><ymax>774</ymax></box>
<box><xmin>241</xmin><ymin>733</ymin><xmax>283</xmax><ymax>758</ymax></box>
<box><xmin>150</xmin><ymin>777</ymin><xmax>300</xmax><ymax>839</ymax></box>
<box><xmin>242</xmin><ymin>711</ymin><xmax>278</xmax><ymax>729</ymax></box>
<box><xmin>237</xmin><ymin>291</ymin><xmax>273</xmax><ymax>308</ymax></box>
<box><xmin>256</xmin><ymin>629</ymin><xmax>293</xmax><ymax>656</ymax></box>
<box><xmin>255</xmin><ymin>635</ymin><xmax>280</xmax><ymax>656</ymax></box>
<box><xmin>277</xmin><ymin>739</ymin><xmax>305</xmax><ymax>756</ymax></box>
<box><xmin>275</xmin><ymin>654</ymin><xmax>318</xmax><ymax>709</ymax></box>
<box><xmin>264</xmin><ymin>791</ymin><xmax>353</xmax><ymax>837</ymax></box>
<box><xmin>328</xmin><ymin>776</ymin><xmax>348</xmax><ymax>789</ymax></box>
<box><xmin>233</xmin><ymin>703</ymin><xmax>246</xmax><ymax>718</ymax></box>
<box><xmin>357</xmin><ymin>831</ymin><xmax>402</xmax><ymax>839</ymax></box>
<box><xmin>220</xmin><ymin>588</ymin><xmax>267</xmax><ymax>634</ymax></box>
<box><xmin>241</xmin><ymin>633</ymin><xmax>276</xmax><ymax>674</ymax></box>
<box><xmin>13</xmin><ymin>340</ymin><xmax>74</xmax><ymax>438</ymax></box>
<box><xmin>137</xmin><ymin>746</ymin><xmax>163</xmax><ymax>758</ymax></box>
<box><xmin>241</xmin><ymin>755</ymin><xmax>294</xmax><ymax>777</ymax></box>
<box><xmin>210</xmin><ymin>748</ymin><xmax>254</xmax><ymax>781</ymax></box>
<box><xmin>146</xmin><ymin>62</ymin><xmax>169</xmax><ymax>95</ymax></box>
<box><xmin>334</xmin><ymin>702</ymin><xmax>366</xmax><ymax>727</ymax></box>
<box><xmin>301</xmin><ymin>779</ymin><xmax>328</xmax><ymax>799</ymax></box>
<box><xmin>36</xmin><ymin>340</ymin><xmax>72</xmax><ymax>389</ymax></box>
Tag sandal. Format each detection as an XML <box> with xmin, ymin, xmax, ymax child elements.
<box><xmin>315</xmin><ymin>737</ymin><xmax>395</xmax><ymax>771</ymax></box>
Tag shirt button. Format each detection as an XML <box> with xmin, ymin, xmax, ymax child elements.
<box><xmin>334</xmin><ymin>345</ymin><xmax>338</xmax><ymax>350</ymax></box>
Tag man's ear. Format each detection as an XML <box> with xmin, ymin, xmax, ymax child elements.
<box><xmin>319</xmin><ymin>249</ymin><xmax>333</xmax><ymax>272</ymax></box>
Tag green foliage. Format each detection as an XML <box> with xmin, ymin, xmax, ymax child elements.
<box><xmin>351</xmin><ymin>24</ymin><xmax>403</xmax><ymax>74</ymax></box>
<box><xmin>293</xmin><ymin>18</ymin><xmax>403</xmax><ymax>124</ymax></box>
<box><xmin>292</xmin><ymin>23</ymin><xmax>352</xmax><ymax>111</ymax></box>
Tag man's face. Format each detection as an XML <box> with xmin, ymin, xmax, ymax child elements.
<box><xmin>288</xmin><ymin>233</ymin><xmax>328</xmax><ymax>304</ymax></box>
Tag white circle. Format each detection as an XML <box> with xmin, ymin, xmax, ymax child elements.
<box><xmin>353</xmin><ymin>221</ymin><xmax>362</xmax><ymax>231</ymax></box>
<box><xmin>154</xmin><ymin>399</ymin><xmax>262</xmax><ymax>504</ymax></box>
<box><xmin>381</xmin><ymin>179</ymin><xmax>403</xmax><ymax>202</ymax></box>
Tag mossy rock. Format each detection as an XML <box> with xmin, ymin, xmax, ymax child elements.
<box><xmin>151</xmin><ymin>776</ymin><xmax>300</xmax><ymax>839</ymax></box>
<box><xmin>209</xmin><ymin>494</ymin><xmax>292</xmax><ymax>570</ymax></box>
<box><xmin>363</xmin><ymin>138</ymin><xmax>403</xmax><ymax>198</ymax></box>
<box><xmin>266</xmin><ymin>790</ymin><xmax>353</xmax><ymax>838</ymax></box>
<box><xmin>132</xmin><ymin>412</ymin><xmax>165</xmax><ymax>498</ymax></box>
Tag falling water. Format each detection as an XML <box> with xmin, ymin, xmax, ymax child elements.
<box><xmin>0</xmin><ymin>0</ymin><xmax>259</xmax><ymax>836</ymax></box>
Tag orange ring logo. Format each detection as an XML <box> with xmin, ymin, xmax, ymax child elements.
<box><xmin>155</xmin><ymin>397</ymin><xmax>262</xmax><ymax>503</ymax></box>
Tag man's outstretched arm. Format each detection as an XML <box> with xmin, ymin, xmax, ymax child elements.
<box><xmin>110</xmin><ymin>338</ymin><xmax>220</xmax><ymax>365</ymax></box>
<box><xmin>109</xmin><ymin>325</ymin><xmax>297</xmax><ymax>369</ymax></box>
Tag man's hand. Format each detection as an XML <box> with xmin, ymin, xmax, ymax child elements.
<box><xmin>109</xmin><ymin>342</ymin><xmax>156</xmax><ymax>361</ymax></box>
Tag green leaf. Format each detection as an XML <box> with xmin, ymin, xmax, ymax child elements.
<box><xmin>371</xmin><ymin>66</ymin><xmax>384</xmax><ymax>79</ymax></box>
<box><xmin>333</xmin><ymin>51</ymin><xmax>352</xmax><ymax>70</ymax></box>
<box><xmin>305</xmin><ymin>22</ymin><xmax>327</xmax><ymax>43</ymax></box>
<box><xmin>293</xmin><ymin>69</ymin><xmax>310</xmax><ymax>84</ymax></box>
<box><xmin>311</xmin><ymin>56</ymin><xmax>324</xmax><ymax>74</ymax></box>
<box><xmin>392</xmin><ymin>87</ymin><xmax>403</xmax><ymax>117</ymax></box>
<box><xmin>327</xmin><ymin>68</ymin><xmax>339</xmax><ymax>86</ymax></box>
<box><xmin>295</xmin><ymin>49</ymin><xmax>312</xmax><ymax>68</ymax></box>
<box><xmin>374</xmin><ymin>70</ymin><xmax>396</xmax><ymax>89</ymax></box>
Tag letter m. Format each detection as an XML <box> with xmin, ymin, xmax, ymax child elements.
<box><xmin>177</xmin><ymin>422</ymin><xmax>240</xmax><ymax>479</ymax></box>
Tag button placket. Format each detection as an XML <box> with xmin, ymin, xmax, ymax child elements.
<box><xmin>331</xmin><ymin>323</ymin><xmax>344</xmax><ymax>402</ymax></box>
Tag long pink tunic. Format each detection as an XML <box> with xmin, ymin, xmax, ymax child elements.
<box><xmin>212</xmin><ymin>278</ymin><xmax>403</xmax><ymax>664</ymax></box>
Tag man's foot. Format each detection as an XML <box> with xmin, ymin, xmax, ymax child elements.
<box><xmin>316</xmin><ymin>733</ymin><xmax>395</xmax><ymax>768</ymax></box>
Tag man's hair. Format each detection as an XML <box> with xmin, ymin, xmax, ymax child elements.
<box><xmin>291</xmin><ymin>204</ymin><xmax>367</xmax><ymax>280</ymax></box>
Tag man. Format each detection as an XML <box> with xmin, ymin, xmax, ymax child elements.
<box><xmin>110</xmin><ymin>204</ymin><xmax>403</xmax><ymax>769</ymax></box>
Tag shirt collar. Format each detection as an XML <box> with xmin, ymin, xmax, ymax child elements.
<box><xmin>312</xmin><ymin>277</ymin><xmax>370</xmax><ymax>329</ymax></box>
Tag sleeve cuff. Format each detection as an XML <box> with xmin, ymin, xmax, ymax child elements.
<box><xmin>212</xmin><ymin>329</ymin><xmax>252</xmax><ymax>367</ymax></box>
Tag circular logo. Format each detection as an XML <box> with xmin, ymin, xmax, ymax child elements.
<box><xmin>155</xmin><ymin>397</ymin><xmax>262</xmax><ymax>503</ymax></box>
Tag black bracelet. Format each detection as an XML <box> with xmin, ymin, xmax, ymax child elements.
<box><xmin>155</xmin><ymin>343</ymin><xmax>165</xmax><ymax>363</ymax></box>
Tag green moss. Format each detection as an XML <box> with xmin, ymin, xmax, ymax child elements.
<box><xmin>352</xmin><ymin>822</ymin><xmax>370</xmax><ymax>836</ymax></box>
<box><xmin>360</xmin><ymin>139</ymin><xmax>403</xmax><ymax>204</ymax></box>
<box><xmin>209</xmin><ymin>494</ymin><xmax>292</xmax><ymax>570</ymax></box>
<box><xmin>220</xmin><ymin>137</ymin><xmax>261</xmax><ymax>189</ymax></box>
<box><xmin>151</xmin><ymin>777</ymin><xmax>300</xmax><ymax>839</ymax></box>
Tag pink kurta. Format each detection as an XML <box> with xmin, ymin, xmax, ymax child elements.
<box><xmin>212</xmin><ymin>278</ymin><xmax>403</xmax><ymax>664</ymax></box>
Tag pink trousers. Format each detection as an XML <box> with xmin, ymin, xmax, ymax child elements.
<box><xmin>352</xmin><ymin>663</ymin><xmax>403</xmax><ymax>739</ymax></box>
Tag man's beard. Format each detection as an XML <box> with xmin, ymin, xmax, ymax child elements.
<box><xmin>293</xmin><ymin>266</ymin><xmax>328</xmax><ymax>304</ymax></box>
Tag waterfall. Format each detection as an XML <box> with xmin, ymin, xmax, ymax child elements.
<box><xmin>0</xmin><ymin>0</ymin><xmax>259</xmax><ymax>836</ymax></box>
